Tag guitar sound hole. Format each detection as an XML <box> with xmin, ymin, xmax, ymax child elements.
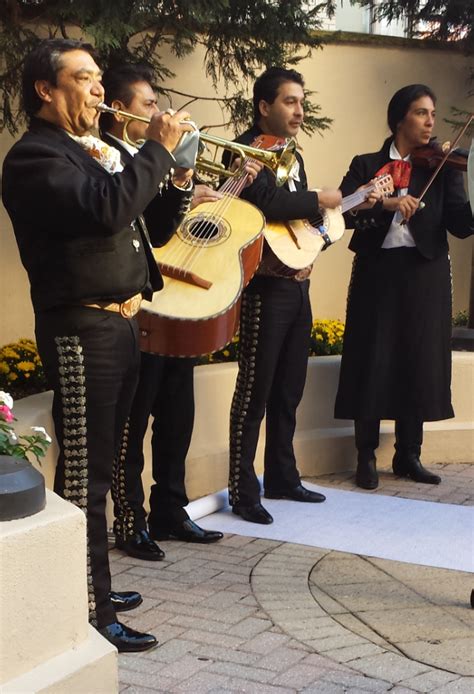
<box><xmin>188</xmin><ymin>219</ymin><xmax>219</xmax><ymax>240</ymax></box>
<box><xmin>179</xmin><ymin>213</ymin><xmax>230</xmax><ymax>246</ymax></box>
<box><xmin>307</xmin><ymin>212</ymin><xmax>324</xmax><ymax>230</ymax></box>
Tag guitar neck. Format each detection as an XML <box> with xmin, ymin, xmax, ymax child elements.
<box><xmin>340</xmin><ymin>182</ymin><xmax>376</xmax><ymax>214</ymax></box>
<box><xmin>219</xmin><ymin>157</ymin><xmax>254</xmax><ymax>198</ymax></box>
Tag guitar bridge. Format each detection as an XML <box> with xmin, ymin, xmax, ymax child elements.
<box><xmin>158</xmin><ymin>263</ymin><xmax>213</xmax><ymax>289</ymax></box>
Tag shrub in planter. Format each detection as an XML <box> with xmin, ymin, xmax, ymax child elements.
<box><xmin>197</xmin><ymin>319</ymin><xmax>345</xmax><ymax>364</ymax></box>
<box><xmin>0</xmin><ymin>338</ymin><xmax>48</xmax><ymax>399</ymax></box>
<box><xmin>309</xmin><ymin>318</ymin><xmax>345</xmax><ymax>356</ymax></box>
<box><xmin>452</xmin><ymin>310</ymin><xmax>469</xmax><ymax>327</ymax></box>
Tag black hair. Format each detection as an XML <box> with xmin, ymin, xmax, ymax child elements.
<box><xmin>99</xmin><ymin>63</ymin><xmax>156</xmax><ymax>133</ymax></box>
<box><xmin>252</xmin><ymin>66</ymin><xmax>305</xmax><ymax>124</ymax></box>
<box><xmin>22</xmin><ymin>38</ymin><xmax>96</xmax><ymax>119</ymax></box>
<box><xmin>387</xmin><ymin>84</ymin><xmax>437</xmax><ymax>135</ymax></box>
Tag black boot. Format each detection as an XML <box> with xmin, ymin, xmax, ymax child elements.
<box><xmin>392</xmin><ymin>452</ymin><xmax>441</xmax><ymax>485</ymax></box>
<box><xmin>356</xmin><ymin>454</ymin><xmax>378</xmax><ymax>490</ymax></box>
<box><xmin>354</xmin><ymin>421</ymin><xmax>380</xmax><ymax>490</ymax></box>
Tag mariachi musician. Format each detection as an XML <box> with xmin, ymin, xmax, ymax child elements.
<box><xmin>1</xmin><ymin>39</ymin><xmax>195</xmax><ymax>652</ymax></box>
<box><xmin>335</xmin><ymin>84</ymin><xmax>474</xmax><ymax>491</ymax></box>
<box><xmin>99</xmin><ymin>63</ymin><xmax>226</xmax><ymax>555</ymax></box>
<box><xmin>100</xmin><ymin>63</ymin><xmax>265</xmax><ymax>551</ymax></box>
<box><xmin>226</xmin><ymin>67</ymin><xmax>343</xmax><ymax>525</ymax></box>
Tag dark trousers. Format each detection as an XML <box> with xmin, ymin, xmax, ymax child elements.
<box><xmin>35</xmin><ymin>307</ymin><xmax>140</xmax><ymax>628</ymax></box>
<box><xmin>355</xmin><ymin>418</ymin><xmax>424</xmax><ymax>460</ymax></box>
<box><xmin>229</xmin><ymin>276</ymin><xmax>312</xmax><ymax>506</ymax></box>
<box><xmin>113</xmin><ymin>352</ymin><xmax>195</xmax><ymax>537</ymax></box>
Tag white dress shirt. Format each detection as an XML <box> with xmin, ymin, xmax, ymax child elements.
<box><xmin>381</xmin><ymin>142</ymin><xmax>416</xmax><ymax>249</ymax></box>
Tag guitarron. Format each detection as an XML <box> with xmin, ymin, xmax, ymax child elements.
<box><xmin>138</xmin><ymin>135</ymin><xmax>296</xmax><ymax>357</ymax></box>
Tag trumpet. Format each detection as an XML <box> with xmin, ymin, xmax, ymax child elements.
<box><xmin>96</xmin><ymin>102</ymin><xmax>296</xmax><ymax>187</ymax></box>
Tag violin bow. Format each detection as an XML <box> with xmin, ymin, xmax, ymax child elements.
<box><xmin>401</xmin><ymin>113</ymin><xmax>473</xmax><ymax>224</ymax></box>
<box><xmin>418</xmin><ymin>114</ymin><xmax>473</xmax><ymax>202</ymax></box>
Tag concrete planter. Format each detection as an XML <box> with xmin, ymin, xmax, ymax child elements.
<box><xmin>0</xmin><ymin>455</ymin><xmax>45</xmax><ymax>521</ymax></box>
<box><xmin>0</xmin><ymin>491</ymin><xmax>117</xmax><ymax>693</ymax></box>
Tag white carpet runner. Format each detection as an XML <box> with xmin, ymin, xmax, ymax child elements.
<box><xmin>190</xmin><ymin>482</ymin><xmax>473</xmax><ymax>572</ymax></box>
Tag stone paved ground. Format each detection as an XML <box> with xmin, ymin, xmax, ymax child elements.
<box><xmin>112</xmin><ymin>463</ymin><xmax>473</xmax><ymax>693</ymax></box>
<box><xmin>308</xmin><ymin>462</ymin><xmax>474</xmax><ymax>506</ymax></box>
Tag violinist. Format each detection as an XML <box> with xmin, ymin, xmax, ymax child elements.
<box><xmin>334</xmin><ymin>84</ymin><xmax>473</xmax><ymax>490</ymax></box>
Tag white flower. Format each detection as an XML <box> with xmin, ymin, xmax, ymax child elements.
<box><xmin>31</xmin><ymin>426</ymin><xmax>52</xmax><ymax>444</ymax></box>
<box><xmin>0</xmin><ymin>391</ymin><xmax>13</xmax><ymax>410</ymax></box>
<box><xmin>7</xmin><ymin>431</ymin><xmax>18</xmax><ymax>444</ymax></box>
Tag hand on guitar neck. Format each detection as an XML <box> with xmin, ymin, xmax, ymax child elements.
<box><xmin>191</xmin><ymin>184</ymin><xmax>224</xmax><ymax>209</ymax></box>
<box><xmin>350</xmin><ymin>177</ymin><xmax>420</xmax><ymax>221</ymax></box>
<box><xmin>351</xmin><ymin>179</ymin><xmax>385</xmax><ymax>211</ymax></box>
<box><xmin>231</xmin><ymin>157</ymin><xmax>263</xmax><ymax>186</ymax></box>
<box><xmin>188</xmin><ymin>159</ymin><xmax>263</xmax><ymax>210</ymax></box>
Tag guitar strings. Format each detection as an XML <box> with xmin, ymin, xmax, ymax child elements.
<box><xmin>170</xmin><ymin>139</ymin><xmax>299</xmax><ymax>273</ymax></box>
<box><xmin>157</xmin><ymin>156</ymin><xmax>255</xmax><ymax>276</ymax></box>
<box><xmin>341</xmin><ymin>175</ymin><xmax>392</xmax><ymax>213</ymax></box>
<box><xmin>155</xmin><ymin>185</ymin><xmax>231</xmax><ymax>272</ymax></box>
<box><xmin>159</xmin><ymin>137</ymin><xmax>291</xmax><ymax>273</ymax></box>
<box><xmin>157</xmin><ymin>170</ymin><xmax>247</xmax><ymax>274</ymax></box>
<box><xmin>157</xmin><ymin>147</ymin><xmax>386</xmax><ymax>279</ymax></box>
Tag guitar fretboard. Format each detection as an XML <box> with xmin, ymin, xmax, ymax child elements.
<box><xmin>341</xmin><ymin>183</ymin><xmax>377</xmax><ymax>214</ymax></box>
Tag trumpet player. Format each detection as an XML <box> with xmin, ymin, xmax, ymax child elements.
<box><xmin>99</xmin><ymin>63</ymin><xmax>226</xmax><ymax>556</ymax></box>
<box><xmin>2</xmin><ymin>39</ymin><xmax>194</xmax><ymax>652</ymax></box>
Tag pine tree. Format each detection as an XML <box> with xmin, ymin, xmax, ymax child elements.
<box><xmin>0</xmin><ymin>0</ymin><xmax>335</xmax><ymax>135</ymax></box>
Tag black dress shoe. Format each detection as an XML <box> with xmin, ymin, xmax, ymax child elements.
<box><xmin>98</xmin><ymin>621</ymin><xmax>158</xmax><ymax>653</ymax></box>
<box><xmin>392</xmin><ymin>452</ymin><xmax>441</xmax><ymax>485</ymax></box>
<box><xmin>150</xmin><ymin>519</ymin><xmax>223</xmax><ymax>544</ymax></box>
<box><xmin>232</xmin><ymin>503</ymin><xmax>273</xmax><ymax>524</ymax></box>
<box><xmin>356</xmin><ymin>458</ymin><xmax>379</xmax><ymax>490</ymax></box>
<box><xmin>115</xmin><ymin>529</ymin><xmax>165</xmax><ymax>561</ymax></box>
<box><xmin>109</xmin><ymin>590</ymin><xmax>143</xmax><ymax>613</ymax></box>
<box><xmin>265</xmin><ymin>484</ymin><xmax>326</xmax><ymax>503</ymax></box>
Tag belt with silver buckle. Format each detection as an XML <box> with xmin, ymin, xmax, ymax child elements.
<box><xmin>83</xmin><ymin>293</ymin><xmax>142</xmax><ymax>318</ymax></box>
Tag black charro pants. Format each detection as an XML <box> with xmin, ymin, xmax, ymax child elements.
<box><xmin>229</xmin><ymin>276</ymin><xmax>312</xmax><ymax>507</ymax></box>
<box><xmin>35</xmin><ymin>306</ymin><xmax>140</xmax><ymax>629</ymax></box>
<box><xmin>112</xmin><ymin>352</ymin><xmax>195</xmax><ymax>537</ymax></box>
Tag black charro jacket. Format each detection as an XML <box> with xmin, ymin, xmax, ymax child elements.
<box><xmin>101</xmin><ymin>132</ymin><xmax>193</xmax><ymax>249</ymax></box>
<box><xmin>232</xmin><ymin>125</ymin><xmax>319</xmax><ymax>221</ymax></box>
<box><xmin>2</xmin><ymin>118</ymin><xmax>185</xmax><ymax>311</ymax></box>
<box><xmin>341</xmin><ymin>138</ymin><xmax>473</xmax><ymax>259</ymax></box>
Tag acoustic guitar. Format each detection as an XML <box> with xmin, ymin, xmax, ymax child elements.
<box><xmin>264</xmin><ymin>174</ymin><xmax>394</xmax><ymax>272</ymax></box>
<box><xmin>138</xmin><ymin>135</ymin><xmax>289</xmax><ymax>358</ymax></box>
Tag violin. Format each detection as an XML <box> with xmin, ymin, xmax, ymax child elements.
<box><xmin>399</xmin><ymin>113</ymin><xmax>473</xmax><ymax>224</ymax></box>
<box><xmin>413</xmin><ymin>140</ymin><xmax>468</xmax><ymax>172</ymax></box>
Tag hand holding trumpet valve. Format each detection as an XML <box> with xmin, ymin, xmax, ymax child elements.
<box><xmin>145</xmin><ymin>109</ymin><xmax>194</xmax><ymax>154</ymax></box>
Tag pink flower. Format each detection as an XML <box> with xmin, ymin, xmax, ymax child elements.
<box><xmin>0</xmin><ymin>391</ymin><xmax>13</xmax><ymax>409</ymax></box>
<box><xmin>0</xmin><ymin>405</ymin><xmax>14</xmax><ymax>423</ymax></box>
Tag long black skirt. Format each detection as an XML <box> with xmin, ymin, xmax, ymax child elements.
<box><xmin>334</xmin><ymin>247</ymin><xmax>454</xmax><ymax>422</ymax></box>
